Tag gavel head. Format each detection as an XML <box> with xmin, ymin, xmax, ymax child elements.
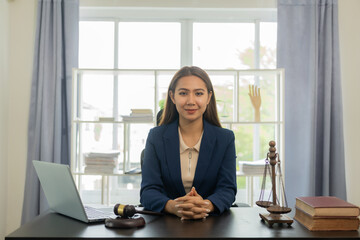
<box><xmin>114</xmin><ymin>204</ymin><xmax>136</xmax><ymax>218</ymax></box>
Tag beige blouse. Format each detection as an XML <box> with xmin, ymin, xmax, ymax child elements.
<box><xmin>178</xmin><ymin>127</ymin><xmax>203</xmax><ymax>193</ymax></box>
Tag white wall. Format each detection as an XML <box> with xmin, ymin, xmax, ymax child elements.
<box><xmin>339</xmin><ymin>0</ymin><xmax>360</xmax><ymax>206</ymax></box>
<box><xmin>5</xmin><ymin>0</ymin><xmax>37</xmax><ymax>235</ymax></box>
<box><xmin>2</xmin><ymin>0</ymin><xmax>360</xmax><ymax>236</ymax></box>
<box><xmin>0</xmin><ymin>1</ymin><xmax>9</xmax><ymax>239</ymax></box>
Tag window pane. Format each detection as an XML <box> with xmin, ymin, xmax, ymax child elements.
<box><xmin>79</xmin><ymin>175</ymin><xmax>102</xmax><ymax>204</ymax></box>
<box><xmin>79</xmin><ymin>21</ymin><xmax>114</xmax><ymax>68</ymax></box>
<box><xmin>232</xmin><ymin>124</ymin><xmax>276</xmax><ymax>161</ymax></box>
<box><xmin>80</xmin><ymin>123</ymin><xmax>119</xmax><ymax>155</ymax></box>
<box><xmin>117</xmin><ymin>72</ymin><xmax>155</xmax><ymax>116</ymax></box>
<box><xmin>126</xmin><ymin>123</ymin><xmax>153</xmax><ymax>171</ymax></box>
<box><xmin>73</xmin><ymin>122</ymin><xmax>123</xmax><ymax>173</ymax></box>
<box><xmin>111</xmin><ymin>175</ymin><xmax>141</xmax><ymax>205</ymax></box>
<box><xmin>260</xmin><ymin>22</ymin><xmax>277</xmax><ymax>69</ymax></box>
<box><xmin>236</xmin><ymin>176</ymin><xmax>247</xmax><ymax>203</ymax></box>
<box><xmin>156</xmin><ymin>71</ymin><xmax>176</xmax><ymax>114</ymax></box>
<box><xmin>232</xmin><ymin>122</ymin><xmax>278</xmax><ymax>206</ymax></box>
<box><xmin>207</xmin><ymin>71</ymin><xmax>235</xmax><ymax>122</ymax></box>
<box><xmin>118</xmin><ymin>22</ymin><xmax>181</xmax><ymax>69</ymax></box>
<box><xmin>238</xmin><ymin>72</ymin><xmax>277</xmax><ymax>122</ymax></box>
<box><xmin>193</xmin><ymin>23</ymin><xmax>255</xmax><ymax>69</ymax></box>
<box><xmin>79</xmin><ymin>73</ymin><xmax>114</xmax><ymax>121</ymax></box>
<box><xmin>233</xmin><ymin>124</ymin><xmax>254</xmax><ymax>161</ymax></box>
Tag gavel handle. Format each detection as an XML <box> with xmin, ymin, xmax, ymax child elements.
<box><xmin>136</xmin><ymin>209</ymin><xmax>163</xmax><ymax>216</ymax></box>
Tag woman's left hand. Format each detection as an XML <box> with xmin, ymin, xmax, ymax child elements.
<box><xmin>174</xmin><ymin>187</ymin><xmax>214</xmax><ymax>220</ymax></box>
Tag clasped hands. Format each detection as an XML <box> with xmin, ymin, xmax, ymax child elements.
<box><xmin>167</xmin><ymin>187</ymin><xmax>214</xmax><ymax>221</ymax></box>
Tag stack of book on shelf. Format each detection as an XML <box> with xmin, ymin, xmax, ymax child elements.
<box><xmin>294</xmin><ymin>196</ymin><xmax>360</xmax><ymax>231</ymax></box>
<box><xmin>83</xmin><ymin>150</ymin><xmax>120</xmax><ymax>174</ymax></box>
<box><xmin>238</xmin><ymin>159</ymin><xmax>266</xmax><ymax>175</ymax></box>
<box><xmin>121</xmin><ymin>109</ymin><xmax>153</xmax><ymax>122</ymax></box>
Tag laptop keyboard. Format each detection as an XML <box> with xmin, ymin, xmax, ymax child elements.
<box><xmin>84</xmin><ymin>206</ymin><xmax>114</xmax><ymax>220</ymax></box>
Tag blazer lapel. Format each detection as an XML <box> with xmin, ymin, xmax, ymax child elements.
<box><xmin>193</xmin><ymin>120</ymin><xmax>216</xmax><ymax>189</ymax></box>
<box><xmin>163</xmin><ymin>120</ymin><xmax>186</xmax><ymax>196</ymax></box>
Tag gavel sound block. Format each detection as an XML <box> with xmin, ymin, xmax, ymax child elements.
<box><xmin>105</xmin><ymin>204</ymin><xmax>163</xmax><ymax>229</ymax></box>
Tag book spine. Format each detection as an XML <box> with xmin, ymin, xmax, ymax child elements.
<box><xmin>294</xmin><ymin>208</ymin><xmax>360</xmax><ymax>231</ymax></box>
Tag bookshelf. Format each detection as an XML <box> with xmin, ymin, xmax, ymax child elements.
<box><xmin>71</xmin><ymin>68</ymin><xmax>284</xmax><ymax>206</ymax></box>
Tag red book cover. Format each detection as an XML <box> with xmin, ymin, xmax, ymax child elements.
<box><xmin>296</xmin><ymin>196</ymin><xmax>360</xmax><ymax>217</ymax></box>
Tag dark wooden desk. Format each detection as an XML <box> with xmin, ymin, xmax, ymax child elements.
<box><xmin>6</xmin><ymin>207</ymin><xmax>360</xmax><ymax>239</ymax></box>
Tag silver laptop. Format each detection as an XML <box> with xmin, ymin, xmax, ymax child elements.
<box><xmin>32</xmin><ymin>160</ymin><xmax>116</xmax><ymax>223</ymax></box>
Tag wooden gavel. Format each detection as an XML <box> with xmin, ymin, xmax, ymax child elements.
<box><xmin>113</xmin><ymin>204</ymin><xmax>163</xmax><ymax>218</ymax></box>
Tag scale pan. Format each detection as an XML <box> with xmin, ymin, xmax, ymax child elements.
<box><xmin>255</xmin><ymin>201</ymin><xmax>272</xmax><ymax>208</ymax></box>
<box><xmin>267</xmin><ymin>205</ymin><xmax>291</xmax><ymax>214</ymax></box>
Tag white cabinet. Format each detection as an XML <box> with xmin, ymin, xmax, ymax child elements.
<box><xmin>71</xmin><ymin>68</ymin><xmax>284</xmax><ymax>206</ymax></box>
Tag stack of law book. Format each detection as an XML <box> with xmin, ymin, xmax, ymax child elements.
<box><xmin>121</xmin><ymin>109</ymin><xmax>153</xmax><ymax>122</ymax></box>
<box><xmin>294</xmin><ymin>196</ymin><xmax>360</xmax><ymax>231</ymax></box>
<box><xmin>83</xmin><ymin>150</ymin><xmax>120</xmax><ymax>174</ymax></box>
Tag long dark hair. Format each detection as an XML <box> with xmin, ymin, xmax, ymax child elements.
<box><xmin>159</xmin><ymin>66</ymin><xmax>221</xmax><ymax>128</ymax></box>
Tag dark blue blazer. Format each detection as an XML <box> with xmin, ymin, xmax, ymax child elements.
<box><xmin>140</xmin><ymin>119</ymin><xmax>237</xmax><ymax>214</ymax></box>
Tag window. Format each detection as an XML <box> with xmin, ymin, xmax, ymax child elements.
<box><xmin>76</xmin><ymin>6</ymin><xmax>278</xmax><ymax>206</ymax></box>
<box><xmin>193</xmin><ymin>23</ymin><xmax>255</xmax><ymax>69</ymax></box>
<box><xmin>79</xmin><ymin>21</ymin><xmax>114</xmax><ymax>68</ymax></box>
<box><xmin>118</xmin><ymin>22</ymin><xmax>181</xmax><ymax>69</ymax></box>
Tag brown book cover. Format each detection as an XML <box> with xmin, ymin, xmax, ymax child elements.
<box><xmin>294</xmin><ymin>207</ymin><xmax>359</xmax><ymax>231</ymax></box>
<box><xmin>295</xmin><ymin>196</ymin><xmax>360</xmax><ymax>217</ymax></box>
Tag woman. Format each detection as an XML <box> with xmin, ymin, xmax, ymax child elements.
<box><xmin>140</xmin><ymin>66</ymin><xmax>237</xmax><ymax>220</ymax></box>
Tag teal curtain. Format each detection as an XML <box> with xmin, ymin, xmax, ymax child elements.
<box><xmin>21</xmin><ymin>0</ymin><xmax>79</xmax><ymax>224</ymax></box>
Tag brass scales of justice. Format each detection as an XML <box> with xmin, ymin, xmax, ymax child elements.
<box><xmin>256</xmin><ymin>140</ymin><xmax>293</xmax><ymax>227</ymax></box>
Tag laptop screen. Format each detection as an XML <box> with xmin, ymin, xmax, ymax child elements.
<box><xmin>32</xmin><ymin>160</ymin><xmax>89</xmax><ymax>222</ymax></box>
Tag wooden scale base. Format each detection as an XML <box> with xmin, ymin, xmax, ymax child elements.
<box><xmin>259</xmin><ymin>213</ymin><xmax>293</xmax><ymax>227</ymax></box>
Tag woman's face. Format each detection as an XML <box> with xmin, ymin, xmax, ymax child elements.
<box><xmin>170</xmin><ymin>75</ymin><xmax>212</xmax><ymax>125</ymax></box>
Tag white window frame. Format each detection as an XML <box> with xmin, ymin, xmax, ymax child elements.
<box><xmin>80</xmin><ymin>6</ymin><xmax>277</xmax><ymax>67</ymax></box>
<box><xmin>77</xmin><ymin>5</ymin><xmax>278</xmax><ymax>206</ymax></box>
